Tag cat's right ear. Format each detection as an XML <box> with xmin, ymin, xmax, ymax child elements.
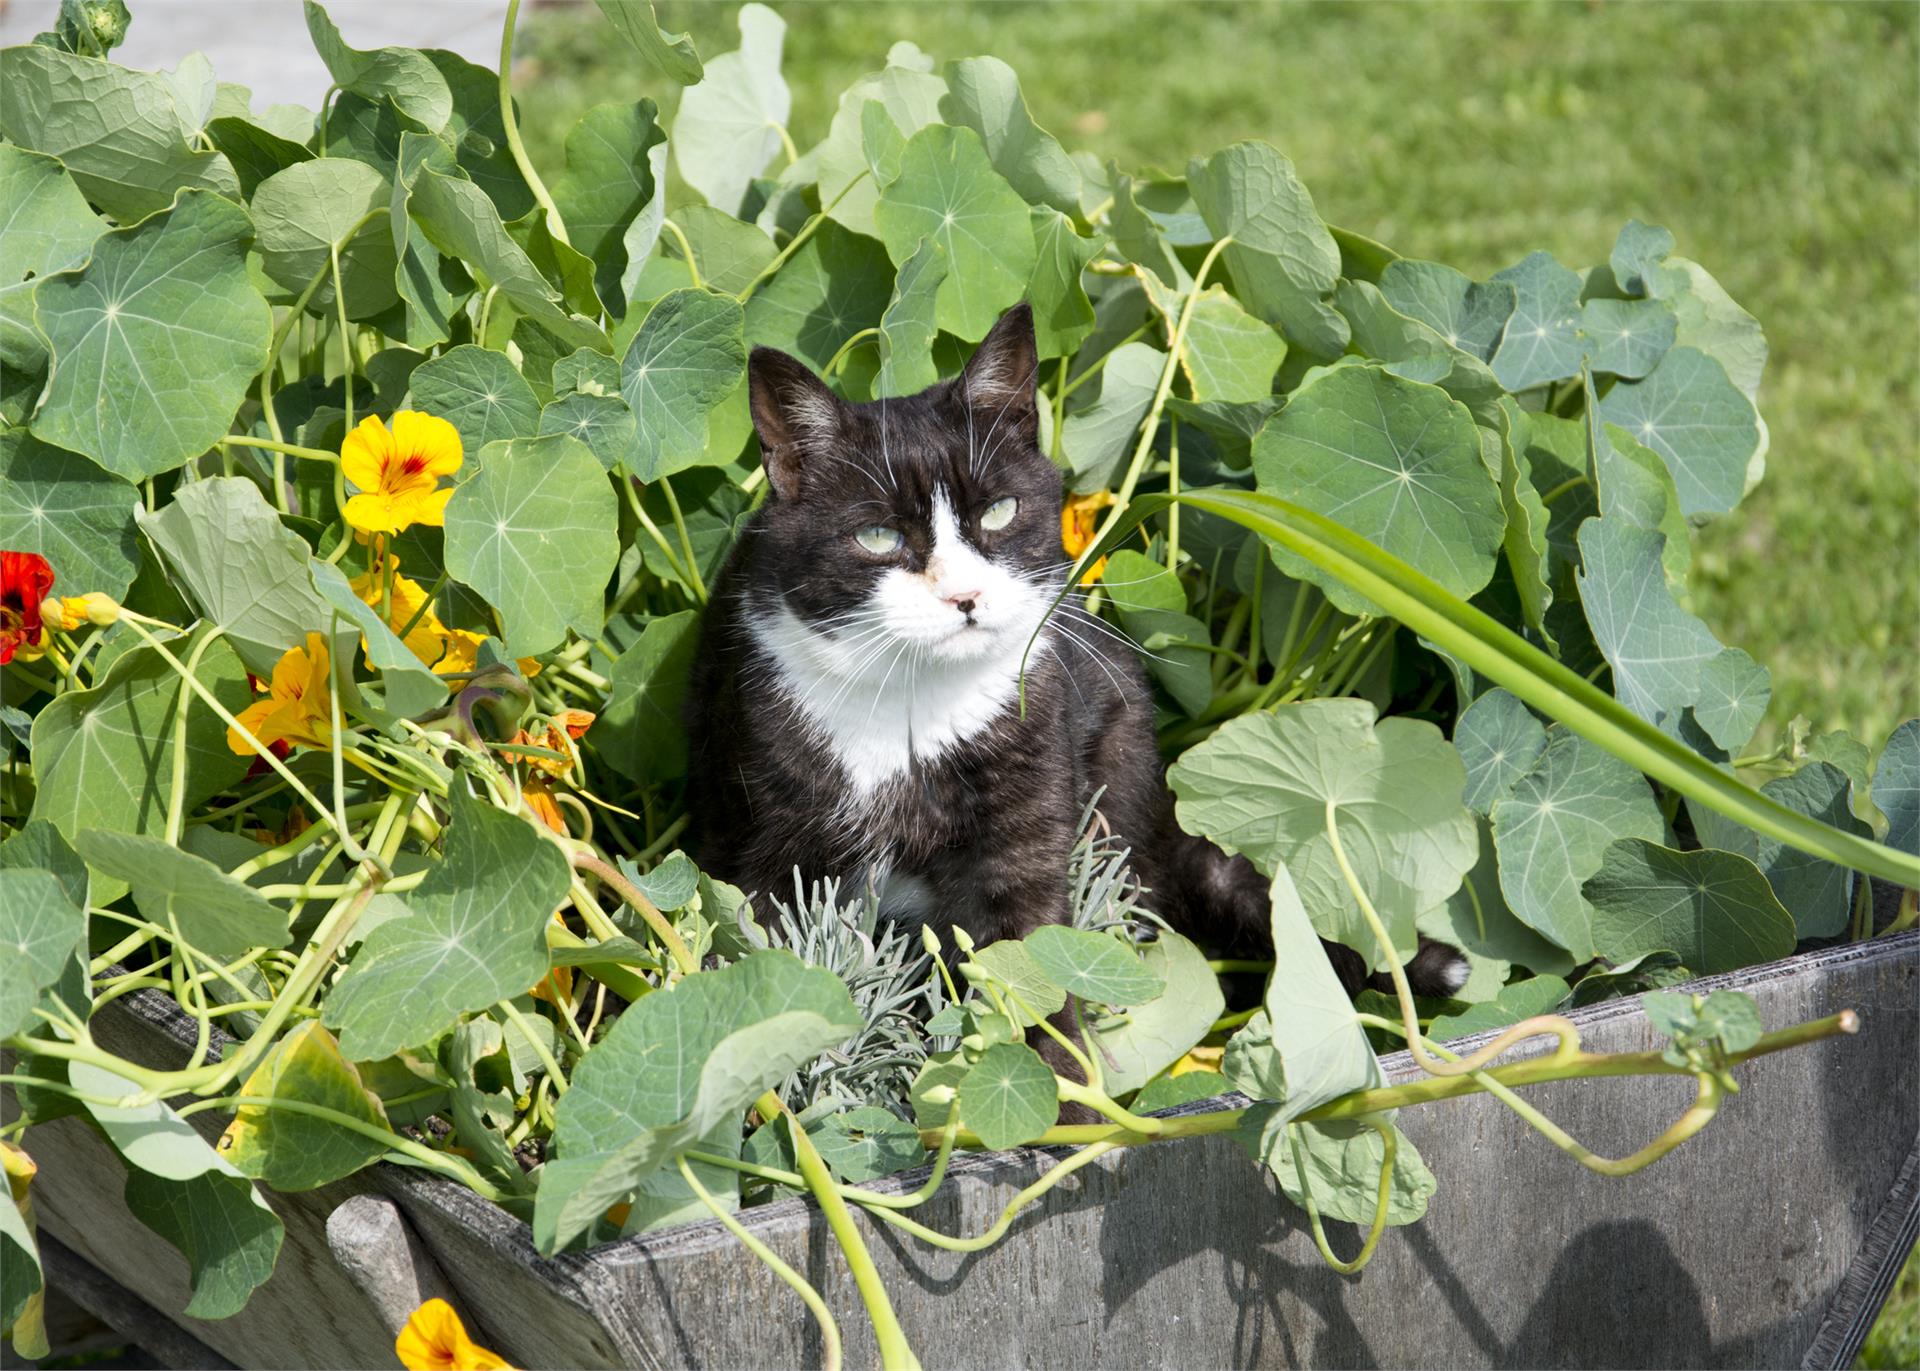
<box><xmin>748</xmin><ymin>348</ymin><xmax>843</xmax><ymax>501</ymax></box>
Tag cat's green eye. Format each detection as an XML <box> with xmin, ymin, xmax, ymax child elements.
<box><xmin>855</xmin><ymin>525</ymin><xmax>904</xmax><ymax>555</ymax></box>
<box><xmin>980</xmin><ymin>496</ymin><xmax>1018</xmax><ymax>531</ymax></box>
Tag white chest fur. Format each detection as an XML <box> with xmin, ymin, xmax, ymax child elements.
<box><xmin>747</xmin><ymin>601</ymin><xmax>1046</xmax><ymax>796</ymax></box>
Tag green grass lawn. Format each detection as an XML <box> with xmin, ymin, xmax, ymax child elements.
<box><xmin>520</xmin><ymin>0</ymin><xmax>1918</xmax><ymax>752</ymax></box>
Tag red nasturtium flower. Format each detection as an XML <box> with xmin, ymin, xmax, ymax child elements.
<box><xmin>0</xmin><ymin>551</ymin><xmax>55</xmax><ymax>664</ymax></box>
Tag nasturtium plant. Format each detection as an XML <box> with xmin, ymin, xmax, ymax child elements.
<box><xmin>0</xmin><ymin>4</ymin><xmax>1912</xmax><ymax>1367</ymax></box>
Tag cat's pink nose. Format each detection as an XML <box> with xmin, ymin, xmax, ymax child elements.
<box><xmin>942</xmin><ymin>589</ymin><xmax>983</xmax><ymax>615</ymax></box>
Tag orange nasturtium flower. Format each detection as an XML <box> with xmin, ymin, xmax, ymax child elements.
<box><xmin>395</xmin><ymin>1298</ymin><xmax>513</xmax><ymax>1371</ymax></box>
<box><xmin>227</xmin><ymin>633</ymin><xmax>334</xmax><ymax>756</ymax></box>
<box><xmin>341</xmin><ymin>410</ymin><xmax>463</xmax><ymax>535</ymax></box>
<box><xmin>1060</xmin><ymin>489</ymin><xmax>1117</xmax><ymax>585</ymax></box>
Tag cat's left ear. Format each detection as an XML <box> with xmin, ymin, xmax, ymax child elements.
<box><xmin>955</xmin><ymin>303</ymin><xmax>1038</xmax><ymax>430</ymax></box>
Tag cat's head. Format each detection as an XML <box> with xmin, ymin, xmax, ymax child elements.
<box><xmin>741</xmin><ymin>304</ymin><xmax>1062</xmax><ymax>669</ymax></box>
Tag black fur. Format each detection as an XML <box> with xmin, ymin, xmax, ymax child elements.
<box><xmin>685</xmin><ymin>304</ymin><xmax>1465</xmax><ymax>1008</ymax></box>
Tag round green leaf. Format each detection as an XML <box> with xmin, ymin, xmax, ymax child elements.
<box><xmin>1085</xmin><ymin>931</ymin><xmax>1223</xmax><ymax>1095</ymax></box>
<box><xmin>1252</xmin><ymin>364</ymin><xmax>1504</xmax><ymax>615</ymax></box>
<box><xmin>1488</xmin><ymin>251</ymin><xmax>1583</xmax><ymax>391</ymax></box>
<box><xmin>958</xmin><ymin>1042</ymin><xmax>1057</xmax><ymax>1150</ymax></box>
<box><xmin>28</xmin><ymin>628</ymin><xmax>251</xmax><ymax>894</ymax></box>
<box><xmin>323</xmin><ymin>791</ymin><xmax>573</xmax><ymax>1061</ymax></box>
<box><xmin>1694</xmin><ymin>647</ymin><xmax>1770</xmax><ymax>754</ymax></box>
<box><xmin>619</xmin><ymin>288</ymin><xmax>747</xmax><ymax>480</ymax></box>
<box><xmin>874</xmin><ymin>236</ymin><xmax>949</xmax><ymax>398</ymax></box>
<box><xmin>589</xmin><ymin>0</ymin><xmax>703</xmax><ymax>84</ymax></box>
<box><xmin>1584</xmin><ymin>839</ymin><xmax>1795</xmax><ymax>974</ymax></box>
<box><xmin>32</xmin><ymin>189</ymin><xmax>270</xmax><ymax>481</ymax></box>
<box><xmin>1025</xmin><ymin>205</ymin><xmax>1100</xmax><ymax>360</ymax></box>
<box><xmin>1489</xmin><ymin>725</ymin><xmax>1663</xmax><ymax>962</ymax></box>
<box><xmin>816</xmin><ymin>59</ymin><xmax>947</xmax><ymax>239</ymax></box>
<box><xmin>1453</xmin><ymin>687</ymin><xmax>1547</xmax><ymax>817</ymax></box>
<box><xmin>743</xmin><ymin>219</ymin><xmax>893</xmax><ymax>370</ymax></box>
<box><xmin>1429</xmin><ymin>974</ymin><xmax>1570</xmax><ymax>1042</ymax></box>
<box><xmin>302</xmin><ymin>0</ymin><xmax>452</xmax><ymax>133</ymax></box>
<box><xmin>1180</xmin><ymin>288</ymin><xmax>1286</xmax><ymax>403</ymax></box>
<box><xmin>0</xmin><ymin>143</ymin><xmax>104</xmax><ymax>370</ymax></box>
<box><xmin>0</xmin><ymin>430</ymin><xmax>138</xmax><ymax>599</ymax></box>
<box><xmin>0</xmin><ymin>44</ymin><xmax>241</xmax><ymax>223</ymax></box>
<box><xmin>250</xmin><ymin>158</ymin><xmax>398</xmax><ymax>319</ymax></box>
<box><xmin>938</xmin><ymin>56</ymin><xmax>1080</xmax><ymax>215</ymax></box>
<box><xmin>537</xmin><ymin>950</ymin><xmax>860</xmax><ymax>1253</ymax></box>
<box><xmin>1597</xmin><ymin>345</ymin><xmax>1760</xmax><ymax>517</ymax></box>
<box><xmin>539</xmin><ymin>391</ymin><xmax>635</xmax><ymax>472</ymax></box>
<box><xmin>550</xmin><ymin>100</ymin><xmax>666</xmax><ymax>313</ymax></box>
<box><xmin>811</xmin><ymin>1106</ymin><xmax>926</xmax><ymax>1183</ymax></box>
<box><xmin>671</xmin><ymin>3</ymin><xmax>789</xmax><ymax>216</ymax></box>
<box><xmin>1023</xmin><ymin>926</ymin><xmax>1166</xmax><ymax>1007</ymax></box>
<box><xmin>1874</xmin><ymin>720</ymin><xmax>1919</xmax><ymax>860</ymax></box>
<box><xmin>592</xmin><ymin>609</ymin><xmax>701</xmax><ymax>786</ymax></box>
<box><xmin>1237</xmin><ymin>1110</ymin><xmax>1434</xmax><ymax>1227</ymax></box>
<box><xmin>71</xmin><ymin>1060</ymin><xmax>284</xmax><ymax>1321</ymax></box>
<box><xmin>874</xmin><ymin>123</ymin><xmax>1037</xmax><ymax>343</ymax></box>
<box><xmin>1576</xmin><ymin>516</ymin><xmax>1722</xmax><ymax>730</ymax></box>
<box><xmin>0</xmin><ymin>868</ymin><xmax>86</xmax><ymax>1040</ymax></box>
<box><xmin>443</xmin><ymin>433</ymin><xmax>619</xmax><ymax>658</ymax></box>
<box><xmin>217</xmin><ymin>1021</ymin><xmax>390</xmax><ymax>1191</ymax></box>
<box><xmin>1187</xmin><ymin>141</ymin><xmax>1345</xmax><ymax>356</ymax></box>
<box><xmin>137</xmin><ymin>476</ymin><xmax>339</xmax><ymax>676</ymax></box>
<box><xmin>408</xmin><ymin>345</ymin><xmax>540</xmax><ymax>454</ymax></box>
<box><xmin>74</xmin><ymin>830</ymin><xmax>291</xmax><ymax>959</ymax></box>
<box><xmin>1169</xmin><ymin>698</ymin><xmax>1477</xmax><ymax>963</ymax></box>
<box><xmin>1378</xmin><ymin>259</ymin><xmax>1513</xmax><ymax>364</ymax></box>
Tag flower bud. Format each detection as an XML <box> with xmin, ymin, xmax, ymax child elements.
<box><xmin>960</xmin><ymin>1033</ymin><xmax>986</xmax><ymax>1053</ymax></box>
<box><xmin>949</xmin><ymin>925</ymin><xmax>976</xmax><ymax>953</ymax></box>
<box><xmin>37</xmin><ymin>596</ymin><xmax>67</xmax><ymax>630</ymax></box>
<box><xmin>918</xmin><ymin>1084</ymin><xmax>955</xmax><ymax>1106</ymax></box>
<box><xmin>79</xmin><ymin>592</ymin><xmax>120</xmax><ymax>626</ymax></box>
<box><xmin>921</xmin><ymin>926</ymin><xmax>942</xmax><ymax>958</ymax></box>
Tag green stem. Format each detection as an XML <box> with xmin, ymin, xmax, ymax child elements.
<box><xmin>823</xmin><ymin>326</ymin><xmax>880</xmax><ymax>377</ymax></box>
<box><xmin>777</xmin><ymin>1099</ymin><xmax>921</xmax><ymax>1371</ymax></box>
<box><xmin>1069</xmin><ymin>235</ymin><xmax>1232</xmax><ymax>586</ymax></box>
<box><xmin>498</xmin><ymin>0</ymin><xmax>570</xmax><ymax>244</ymax></box>
<box><xmin>660</xmin><ymin>217</ymin><xmax>703</xmax><ymax>290</ymax></box>
<box><xmin>496</xmin><ymin>999</ymin><xmax>569</xmax><ymax>1094</ymax></box>
<box><xmin>219</xmin><ymin>436</ymin><xmax>339</xmax><ymax>465</ymax></box>
<box><xmin>119</xmin><ymin>616</ymin><xmax>353</xmax><ymax>853</ymax></box>
<box><xmin>164</xmin><ymin>628</ymin><xmax>224</xmax><ymax>846</ymax></box>
<box><xmin>736</xmin><ymin>170</ymin><xmax>871</xmax><ymax>304</ymax></box>
<box><xmin>182</xmin><ymin>1094</ymin><xmax>506</xmax><ymax>1200</ymax></box>
<box><xmin>678</xmin><ymin>1155</ymin><xmax>843</xmax><ymax>1371</ymax></box>
<box><xmin>1289</xmin><ymin>1116</ymin><xmax>1396</xmax><ymax>1273</ymax></box>
<box><xmin>571</xmin><ymin>850</ymin><xmax>699</xmax><ymax>975</ymax></box>
<box><xmin>632</xmin><ymin>812</ymin><xmax>690</xmax><ymax>866</ymax></box>
<box><xmin>659</xmin><ymin>478</ymin><xmax>708</xmax><ymax>604</ymax></box>
<box><xmin>865</xmin><ymin>1142</ymin><xmax>1120</xmax><ymax>1254</ymax></box>
<box><xmin>1077</xmin><ymin>489</ymin><xmax>1920</xmax><ymax>887</ymax></box>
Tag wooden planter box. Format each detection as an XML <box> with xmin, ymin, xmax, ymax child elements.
<box><xmin>12</xmin><ymin>934</ymin><xmax>1917</xmax><ymax>1370</ymax></box>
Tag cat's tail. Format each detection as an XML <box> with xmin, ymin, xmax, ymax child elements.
<box><xmin>1162</xmin><ymin>828</ymin><xmax>1470</xmax><ymax>999</ymax></box>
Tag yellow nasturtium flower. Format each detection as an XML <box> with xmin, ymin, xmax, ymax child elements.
<box><xmin>349</xmin><ymin>557</ymin><xmax>450</xmax><ymax>667</ymax></box>
<box><xmin>1061</xmin><ymin>489</ymin><xmax>1116</xmax><ymax>585</ymax></box>
<box><xmin>341</xmin><ymin>411</ymin><xmax>463</xmax><ymax>535</ymax></box>
<box><xmin>227</xmin><ymin>633</ymin><xmax>334</xmax><ymax>755</ymax></box>
<box><xmin>395</xmin><ymin>1298</ymin><xmax>513</xmax><ymax>1371</ymax></box>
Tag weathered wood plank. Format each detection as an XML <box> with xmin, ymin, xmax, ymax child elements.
<box><xmin>32</xmin><ymin>1234</ymin><xmax>234</xmax><ymax>1370</ymax></box>
<box><xmin>16</xmin><ymin>935</ymin><xmax>1916</xmax><ymax>1370</ymax></box>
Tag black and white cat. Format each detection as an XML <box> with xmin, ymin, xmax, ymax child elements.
<box><xmin>686</xmin><ymin>304</ymin><xmax>1467</xmax><ymax>1000</ymax></box>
